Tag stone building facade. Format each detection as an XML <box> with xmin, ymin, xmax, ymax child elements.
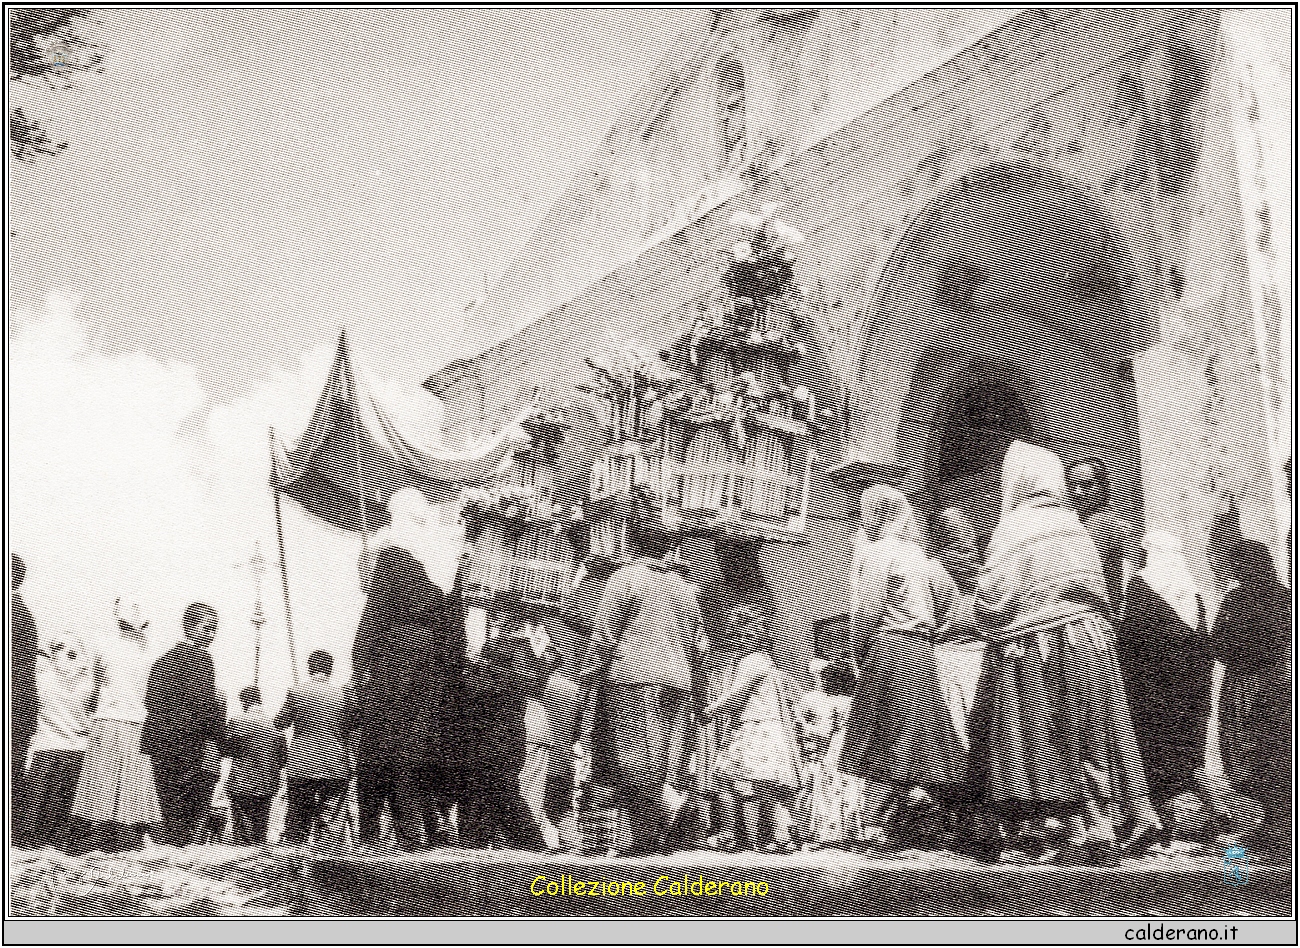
<box><xmin>427</xmin><ymin>8</ymin><xmax>1292</xmax><ymax>673</ymax></box>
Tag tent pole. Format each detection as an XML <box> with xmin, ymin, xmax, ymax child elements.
<box><xmin>345</xmin><ymin>341</ymin><xmax>373</xmax><ymax>558</ymax></box>
<box><xmin>269</xmin><ymin>427</ymin><xmax>301</xmax><ymax>685</ymax></box>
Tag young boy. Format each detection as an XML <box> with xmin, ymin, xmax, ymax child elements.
<box><xmin>224</xmin><ymin>686</ymin><xmax>287</xmax><ymax>845</ymax></box>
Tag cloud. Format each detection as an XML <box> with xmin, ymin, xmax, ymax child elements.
<box><xmin>10</xmin><ymin>292</ymin><xmax>449</xmax><ymax>710</ymax></box>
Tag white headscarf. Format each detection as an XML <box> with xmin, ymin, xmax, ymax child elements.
<box><xmin>1000</xmin><ymin>441</ymin><xmax>1068</xmax><ymax>516</ymax></box>
<box><xmin>1139</xmin><ymin>530</ymin><xmax>1202</xmax><ymax>629</ymax></box>
<box><xmin>373</xmin><ymin>487</ymin><xmax>464</xmax><ymax>593</ymax></box>
<box><xmin>113</xmin><ymin>598</ymin><xmax>150</xmax><ymax>647</ymax></box>
<box><xmin>851</xmin><ymin>484</ymin><xmax>931</xmax><ymax>625</ymax></box>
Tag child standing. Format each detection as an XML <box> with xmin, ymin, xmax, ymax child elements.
<box><xmin>703</xmin><ymin>607</ymin><xmax>802</xmax><ymax>853</ymax></box>
<box><xmin>795</xmin><ymin>660</ymin><xmax>867</xmax><ymax>850</ymax></box>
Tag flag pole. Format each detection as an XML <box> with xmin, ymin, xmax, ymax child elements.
<box><xmin>269</xmin><ymin>427</ymin><xmax>301</xmax><ymax>685</ymax></box>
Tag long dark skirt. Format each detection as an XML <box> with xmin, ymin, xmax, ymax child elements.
<box><xmin>592</xmin><ymin>683</ymin><xmax>693</xmax><ymax>794</ymax></box>
<box><xmin>356</xmin><ymin>622</ymin><xmax>465</xmax><ymax>802</ymax></box>
<box><xmin>1222</xmin><ymin>664</ymin><xmax>1289</xmax><ymax>802</ymax></box>
<box><xmin>20</xmin><ymin>750</ymin><xmax>85</xmax><ymax>849</ymax></box>
<box><xmin>840</xmin><ymin>630</ymin><xmax>967</xmax><ymax>789</ymax></box>
<box><xmin>971</xmin><ymin>615</ymin><xmax>1151</xmax><ymax>821</ymax></box>
<box><xmin>1118</xmin><ymin>631</ymin><xmax>1213</xmax><ymax>803</ymax></box>
<box><xmin>1057</xmin><ymin>619</ymin><xmax>1152</xmax><ymax>828</ymax></box>
<box><xmin>969</xmin><ymin>634</ymin><xmax>1081</xmax><ymax>817</ymax></box>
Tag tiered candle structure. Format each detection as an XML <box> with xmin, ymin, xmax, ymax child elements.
<box><xmin>579</xmin><ymin>204</ymin><xmax>832</xmax><ymax>552</ymax></box>
<box><xmin>460</xmin><ymin>407</ymin><xmax>579</xmax><ymax>613</ymax></box>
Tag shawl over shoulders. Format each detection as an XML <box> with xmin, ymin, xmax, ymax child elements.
<box><xmin>974</xmin><ymin>499</ymin><xmax>1111</xmax><ymax>640</ymax></box>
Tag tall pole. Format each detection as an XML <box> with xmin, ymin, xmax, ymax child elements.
<box><xmin>269</xmin><ymin>427</ymin><xmax>301</xmax><ymax>685</ymax></box>
<box><xmin>249</xmin><ymin>541</ymin><xmax>268</xmax><ymax>687</ymax></box>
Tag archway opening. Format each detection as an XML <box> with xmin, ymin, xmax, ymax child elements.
<box><xmin>932</xmin><ymin>378</ymin><xmax>1036</xmax><ymax>549</ymax></box>
<box><xmin>865</xmin><ymin>160</ymin><xmax>1150</xmax><ymax>538</ymax></box>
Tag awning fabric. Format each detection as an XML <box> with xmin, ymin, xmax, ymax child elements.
<box><xmin>271</xmin><ymin>332</ymin><xmax>533</xmax><ymax>531</ymax></box>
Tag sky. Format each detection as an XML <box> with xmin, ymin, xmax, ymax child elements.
<box><xmin>9</xmin><ymin>9</ymin><xmax>685</xmax><ymax>707</ymax></box>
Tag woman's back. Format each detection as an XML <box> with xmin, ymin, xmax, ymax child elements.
<box><xmin>854</xmin><ymin>540</ymin><xmax>950</xmax><ymax>640</ymax></box>
<box><xmin>94</xmin><ymin>633</ymin><xmax>151</xmax><ymax>723</ymax></box>
<box><xmin>976</xmin><ymin>502</ymin><xmax>1111</xmax><ymax>635</ymax></box>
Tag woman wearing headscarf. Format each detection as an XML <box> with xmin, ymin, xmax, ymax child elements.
<box><xmin>1208</xmin><ymin>540</ymin><xmax>1291</xmax><ymax>846</ymax></box>
<box><xmin>969</xmin><ymin>442</ymin><xmax>1160</xmax><ymax>865</ymax></box>
<box><xmin>931</xmin><ymin>508</ymin><xmax>986</xmax><ymax>750</ymax></box>
<box><xmin>68</xmin><ymin>601</ymin><xmax>163</xmax><ymax>853</ymax></box>
<box><xmin>353</xmin><ymin>487</ymin><xmax>468</xmax><ymax>851</ymax></box>
<box><xmin>1116</xmin><ymin>531</ymin><xmax>1212</xmax><ymax>824</ymax></box>
<box><xmin>838</xmin><ymin>485</ymin><xmax>967</xmax><ymax>848</ymax></box>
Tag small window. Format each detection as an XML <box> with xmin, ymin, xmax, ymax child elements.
<box><xmin>716</xmin><ymin>55</ymin><xmax>747</xmax><ymax>163</ymax></box>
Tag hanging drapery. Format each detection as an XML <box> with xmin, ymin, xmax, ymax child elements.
<box><xmin>269</xmin><ymin>331</ymin><xmax>535</xmax><ymax>531</ymax></box>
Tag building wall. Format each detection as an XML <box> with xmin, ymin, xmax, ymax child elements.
<box><xmin>436</xmin><ymin>9</ymin><xmax>1287</xmax><ymax>660</ymax></box>
<box><xmin>466</xmin><ymin>8</ymin><xmax>1022</xmax><ymax>348</ymax></box>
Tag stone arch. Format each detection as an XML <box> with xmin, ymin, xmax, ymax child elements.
<box><xmin>850</xmin><ymin>156</ymin><xmax>1154</xmax><ymax>530</ymax></box>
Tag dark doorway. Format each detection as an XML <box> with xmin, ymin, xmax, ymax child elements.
<box><xmin>932</xmin><ymin>380</ymin><xmax>1034</xmax><ymax>549</ymax></box>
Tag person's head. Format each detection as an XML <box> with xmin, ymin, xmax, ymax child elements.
<box><xmin>12</xmin><ymin>553</ymin><xmax>26</xmax><ymax>591</ymax></box>
<box><xmin>239</xmin><ymin>686</ymin><xmax>263</xmax><ymax>712</ymax></box>
<box><xmin>1065</xmin><ymin>457</ymin><xmax>1111</xmax><ymax>519</ymax></box>
<box><xmin>45</xmin><ymin>631</ymin><xmax>92</xmax><ymax>683</ymax></box>
<box><xmin>1230</xmin><ymin>540</ymin><xmax>1281</xmax><ymax>591</ymax></box>
<box><xmin>307</xmin><ymin>649</ymin><xmax>334</xmax><ymax>678</ymax></box>
<box><xmin>387</xmin><ymin>486</ymin><xmax>432</xmax><ymax>534</ymax></box>
<box><xmin>820</xmin><ymin>660</ymin><xmax>856</xmax><ymax>698</ymax></box>
<box><xmin>933</xmin><ymin>507</ymin><xmax>981</xmax><ymax>591</ymax></box>
<box><xmin>1001</xmin><ymin>441</ymin><xmax>1068</xmax><ymax>516</ymax></box>
<box><xmin>726</xmin><ymin>604</ymin><xmax>772</xmax><ymax>655</ymax></box>
<box><xmin>859</xmin><ymin>484</ymin><xmax>920</xmax><ymax>546</ymax></box>
<box><xmin>182</xmin><ymin>602</ymin><xmax>219</xmax><ymax>648</ymax></box>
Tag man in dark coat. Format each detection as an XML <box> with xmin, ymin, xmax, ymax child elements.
<box><xmin>225</xmin><ymin>685</ymin><xmax>287</xmax><ymax>845</ymax></box>
<box><xmin>10</xmin><ymin>554</ymin><xmax>39</xmax><ymax>845</ymax></box>
<box><xmin>141</xmin><ymin>602</ymin><xmax>226</xmax><ymax>847</ymax></box>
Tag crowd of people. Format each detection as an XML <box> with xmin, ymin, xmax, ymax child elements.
<box><xmin>9</xmin><ymin>445</ymin><xmax>1292</xmax><ymax>867</ymax></box>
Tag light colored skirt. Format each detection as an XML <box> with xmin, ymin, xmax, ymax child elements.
<box><xmin>934</xmin><ymin>639</ymin><xmax>988</xmax><ymax>750</ymax></box>
<box><xmin>716</xmin><ymin>716</ymin><xmax>802</xmax><ymax>792</ymax></box>
<box><xmin>799</xmin><ymin>757</ymin><xmax>869</xmax><ymax>845</ymax></box>
<box><xmin>70</xmin><ymin>719</ymin><xmax>163</xmax><ymax>828</ymax></box>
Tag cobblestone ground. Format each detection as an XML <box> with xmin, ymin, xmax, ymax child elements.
<box><xmin>9</xmin><ymin>845</ymin><xmax>304</xmax><ymax>916</ymax></box>
<box><xmin>9</xmin><ymin>838</ymin><xmax>1284</xmax><ymax>916</ymax></box>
